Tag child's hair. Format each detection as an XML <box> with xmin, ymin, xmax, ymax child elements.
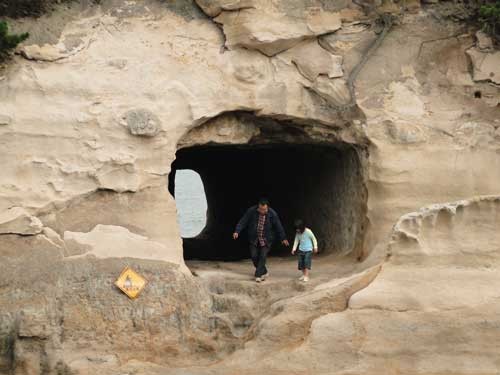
<box><xmin>294</xmin><ymin>219</ymin><xmax>306</xmax><ymax>232</ymax></box>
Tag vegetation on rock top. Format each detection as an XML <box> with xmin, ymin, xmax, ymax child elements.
<box><xmin>0</xmin><ymin>0</ymin><xmax>75</xmax><ymax>18</ymax></box>
<box><xmin>0</xmin><ymin>21</ymin><xmax>28</xmax><ymax>61</ymax></box>
<box><xmin>479</xmin><ymin>1</ymin><xmax>500</xmax><ymax>40</ymax></box>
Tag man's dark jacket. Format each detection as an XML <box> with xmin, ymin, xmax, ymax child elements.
<box><xmin>235</xmin><ymin>205</ymin><xmax>286</xmax><ymax>246</ymax></box>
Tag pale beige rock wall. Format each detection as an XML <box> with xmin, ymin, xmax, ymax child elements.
<box><xmin>0</xmin><ymin>0</ymin><xmax>500</xmax><ymax>372</ymax></box>
<box><xmin>1</xmin><ymin>1</ymin><xmax>498</xmax><ymax>266</ymax></box>
<box><xmin>1</xmin><ymin>0</ymin><xmax>370</xmax><ymax>266</ymax></box>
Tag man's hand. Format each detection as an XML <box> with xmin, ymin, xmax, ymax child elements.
<box><xmin>282</xmin><ymin>239</ymin><xmax>289</xmax><ymax>247</ymax></box>
<box><xmin>233</xmin><ymin>232</ymin><xmax>239</xmax><ymax>240</ymax></box>
<box><xmin>291</xmin><ymin>249</ymin><xmax>296</xmax><ymax>255</ymax></box>
<box><xmin>313</xmin><ymin>248</ymin><xmax>318</xmax><ymax>254</ymax></box>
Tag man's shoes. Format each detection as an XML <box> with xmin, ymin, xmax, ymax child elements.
<box><xmin>303</xmin><ymin>276</ymin><xmax>309</xmax><ymax>282</ymax></box>
<box><xmin>299</xmin><ymin>275</ymin><xmax>305</xmax><ymax>281</ymax></box>
<box><xmin>255</xmin><ymin>277</ymin><xmax>262</xmax><ymax>283</ymax></box>
<box><xmin>261</xmin><ymin>272</ymin><xmax>269</xmax><ymax>280</ymax></box>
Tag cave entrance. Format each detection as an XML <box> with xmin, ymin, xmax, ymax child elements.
<box><xmin>169</xmin><ymin>142</ymin><xmax>367</xmax><ymax>261</ymax></box>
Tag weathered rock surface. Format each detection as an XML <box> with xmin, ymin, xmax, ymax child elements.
<box><xmin>0</xmin><ymin>233</ymin><xmax>218</xmax><ymax>374</ymax></box>
<box><xmin>63</xmin><ymin>224</ymin><xmax>184</xmax><ymax>265</ymax></box>
<box><xmin>122</xmin><ymin>109</ymin><xmax>162</xmax><ymax>137</ymax></box>
<box><xmin>143</xmin><ymin>196</ymin><xmax>500</xmax><ymax>375</ymax></box>
<box><xmin>279</xmin><ymin>39</ymin><xmax>344</xmax><ymax>81</ymax></box>
<box><xmin>0</xmin><ymin>207</ymin><xmax>43</xmax><ymax>235</ymax></box>
<box><xmin>0</xmin><ymin>0</ymin><xmax>499</xmax><ymax>373</ymax></box>
<box><xmin>206</xmin><ymin>1</ymin><xmax>344</xmax><ymax>56</ymax></box>
<box><xmin>466</xmin><ymin>47</ymin><xmax>500</xmax><ymax>84</ymax></box>
<box><xmin>0</xmin><ymin>115</ymin><xmax>12</xmax><ymax>126</ymax></box>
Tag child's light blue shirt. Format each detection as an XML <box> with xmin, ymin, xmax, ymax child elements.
<box><xmin>293</xmin><ymin>228</ymin><xmax>318</xmax><ymax>252</ymax></box>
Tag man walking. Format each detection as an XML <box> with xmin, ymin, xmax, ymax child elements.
<box><xmin>233</xmin><ymin>198</ymin><xmax>289</xmax><ymax>282</ymax></box>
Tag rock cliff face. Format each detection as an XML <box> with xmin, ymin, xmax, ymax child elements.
<box><xmin>0</xmin><ymin>0</ymin><xmax>499</xmax><ymax>373</ymax></box>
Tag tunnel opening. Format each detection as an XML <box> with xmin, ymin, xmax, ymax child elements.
<box><xmin>169</xmin><ymin>140</ymin><xmax>368</xmax><ymax>261</ymax></box>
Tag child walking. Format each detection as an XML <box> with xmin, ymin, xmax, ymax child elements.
<box><xmin>291</xmin><ymin>219</ymin><xmax>318</xmax><ymax>282</ymax></box>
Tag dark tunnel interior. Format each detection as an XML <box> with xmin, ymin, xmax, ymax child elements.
<box><xmin>168</xmin><ymin>143</ymin><xmax>367</xmax><ymax>261</ymax></box>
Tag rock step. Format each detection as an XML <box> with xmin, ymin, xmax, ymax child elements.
<box><xmin>207</xmin><ymin>278</ymin><xmax>269</xmax><ymax>298</ymax></box>
<box><xmin>210</xmin><ymin>312</ymin><xmax>254</xmax><ymax>338</ymax></box>
<box><xmin>211</xmin><ymin>293</ymin><xmax>255</xmax><ymax>314</ymax></box>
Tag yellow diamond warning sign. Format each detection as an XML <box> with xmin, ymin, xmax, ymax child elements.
<box><xmin>115</xmin><ymin>267</ymin><xmax>147</xmax><ymax>299</ymax></box>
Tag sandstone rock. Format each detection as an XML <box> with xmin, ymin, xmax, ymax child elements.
<box><xmin>195</xmin><ymin>0</ymin><xmax>255</xmax><ymax>17</ymax></box>
<box><xmin>303</xmin><ymin>77</ymin><xmax>352</xmax><ymax>107</ymax></box>
<box><xmin>384</xmin><ymin>120</ymin><xmax>427</xmax><ymax>144</ymax></box>
<box><xmin>1</xmin><ymin>2</ymin><xmax>500</xmax><ymax>374</ymax></box>
<box><xmin>178</xmin><ymin>113</ymin><xmax>260</xmax><ymax>148</ymax></box>
<box><xmin>305</xmin><ymin>8</ymin><xmax>343</xmax><ymax>34</ymax></box>
<box><xmin>214</xmin><ymin>6</ymin><xmax>341</xmax><ymax>56</ymax></box>
<box><xmin>351</xmin><ymin>197</ymin><xmax>500</xmax><ymax>310</ymax></box>
<box><xmin>0</xmin><ymin>207</ymin><xmax>43</xmax><ymax>235</ymax></box>
<box><xmin>476</xmin><ymin>30</ymin><xmax>494</xmax><ymax>50</ymax></box>
<box><xmin>63</xmin><ymin>225</ymin><xmax>181</xmax><ymax>264</ymax></box>
<box><xmin>68</xmin><ymin>354</ymin><xmax>119</xmax><ymax>372</ymax></box>
<box><xmin>1</xmin><ymin>245</ymin><xmax>214</xmax><ymax>373</ymax></box>
<box><xmin>318</xmin><ymin>23</ymin><xmax>376</xmax><ymax>74</ymax></box>
<box><xmin>466</xmin><ymin>48</ymin><xmax>500</xmax><ymax>84</ymax></box>
<box><xmin>190</xmin><ymin>196</ymin><xmax>500</xmax><ymax>375</ymax></box>
<box><xmin>107</xmin><ymin>59</ymin><xmax>128</xmax><ymax>70</ymax></box>
<box><xmin>19</xmin><ymin>44</ymin><xmax>66</xmax><ymax>62</ymax></box>
<box><xmin>224</xmin><ymin>49</ymin><xmax>273</xmax><ymax>84</ymax></box>
<box><xmin>255</xmin><ymin>265</ymin><xmax>381</xmax><ymax>345</ymax></box>
<box><xmin>123</xmin><ymin>109</ymin><xmax>161</xmax><ymax>137</ymax></box>
<box><xmin>384</xmin><ymin>80</ymin><xmax>427</xmax><ymax>118</ymax></box>
<box><xmin>42</xmin><ymin>227</ymin><xmax>65</xmax><ymax>249</ymax></box>
<box><xmin>95</xmin><ymin>165</ymin><xmax>140</xmax><ymax>193</ymax></box>
<box><xmin>281</xmin><ymin>40</ymin><xmax>343</xmax><ymax>81</ymax></box>
<box><xmin>0</xmin><ymin>115</ymin><xmax>12</xmax><ymax>126</ymax></box>
<box><xmin>17</xmin><ymin>310</ymin><xmax>53</xmax><ymax>339</ymax></box>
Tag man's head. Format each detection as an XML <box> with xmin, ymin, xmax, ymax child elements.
<box><xmin>257</xmin><ymin>198</ymin><xmax>269</xmax><ymax>215</ymax></box>
<box><xmin>294</xmin><ymin>219</ymin><xmax>305</xmax><ymax>233</ymax></box>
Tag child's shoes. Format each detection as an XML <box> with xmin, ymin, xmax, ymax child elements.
<box><xmin>303</xmin><ymin>276</ymin><xmax>309</xmax><ymax>282</ymax></box>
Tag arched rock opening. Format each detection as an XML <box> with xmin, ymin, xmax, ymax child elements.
<box><xmin>168</xmin><ymin>113</ymin><xmax>368</xmax><ymax>261</ymax></box>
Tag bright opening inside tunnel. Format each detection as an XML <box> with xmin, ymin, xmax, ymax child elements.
<box><xmin>168</xmin><ymin>142</ymin><xmax>367</xmax><ymax>261</ymax></box>
<box><xmin>174</xmin><ymin>169</ymin><xmax>208</xmax><ymax>238</ymax></box>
